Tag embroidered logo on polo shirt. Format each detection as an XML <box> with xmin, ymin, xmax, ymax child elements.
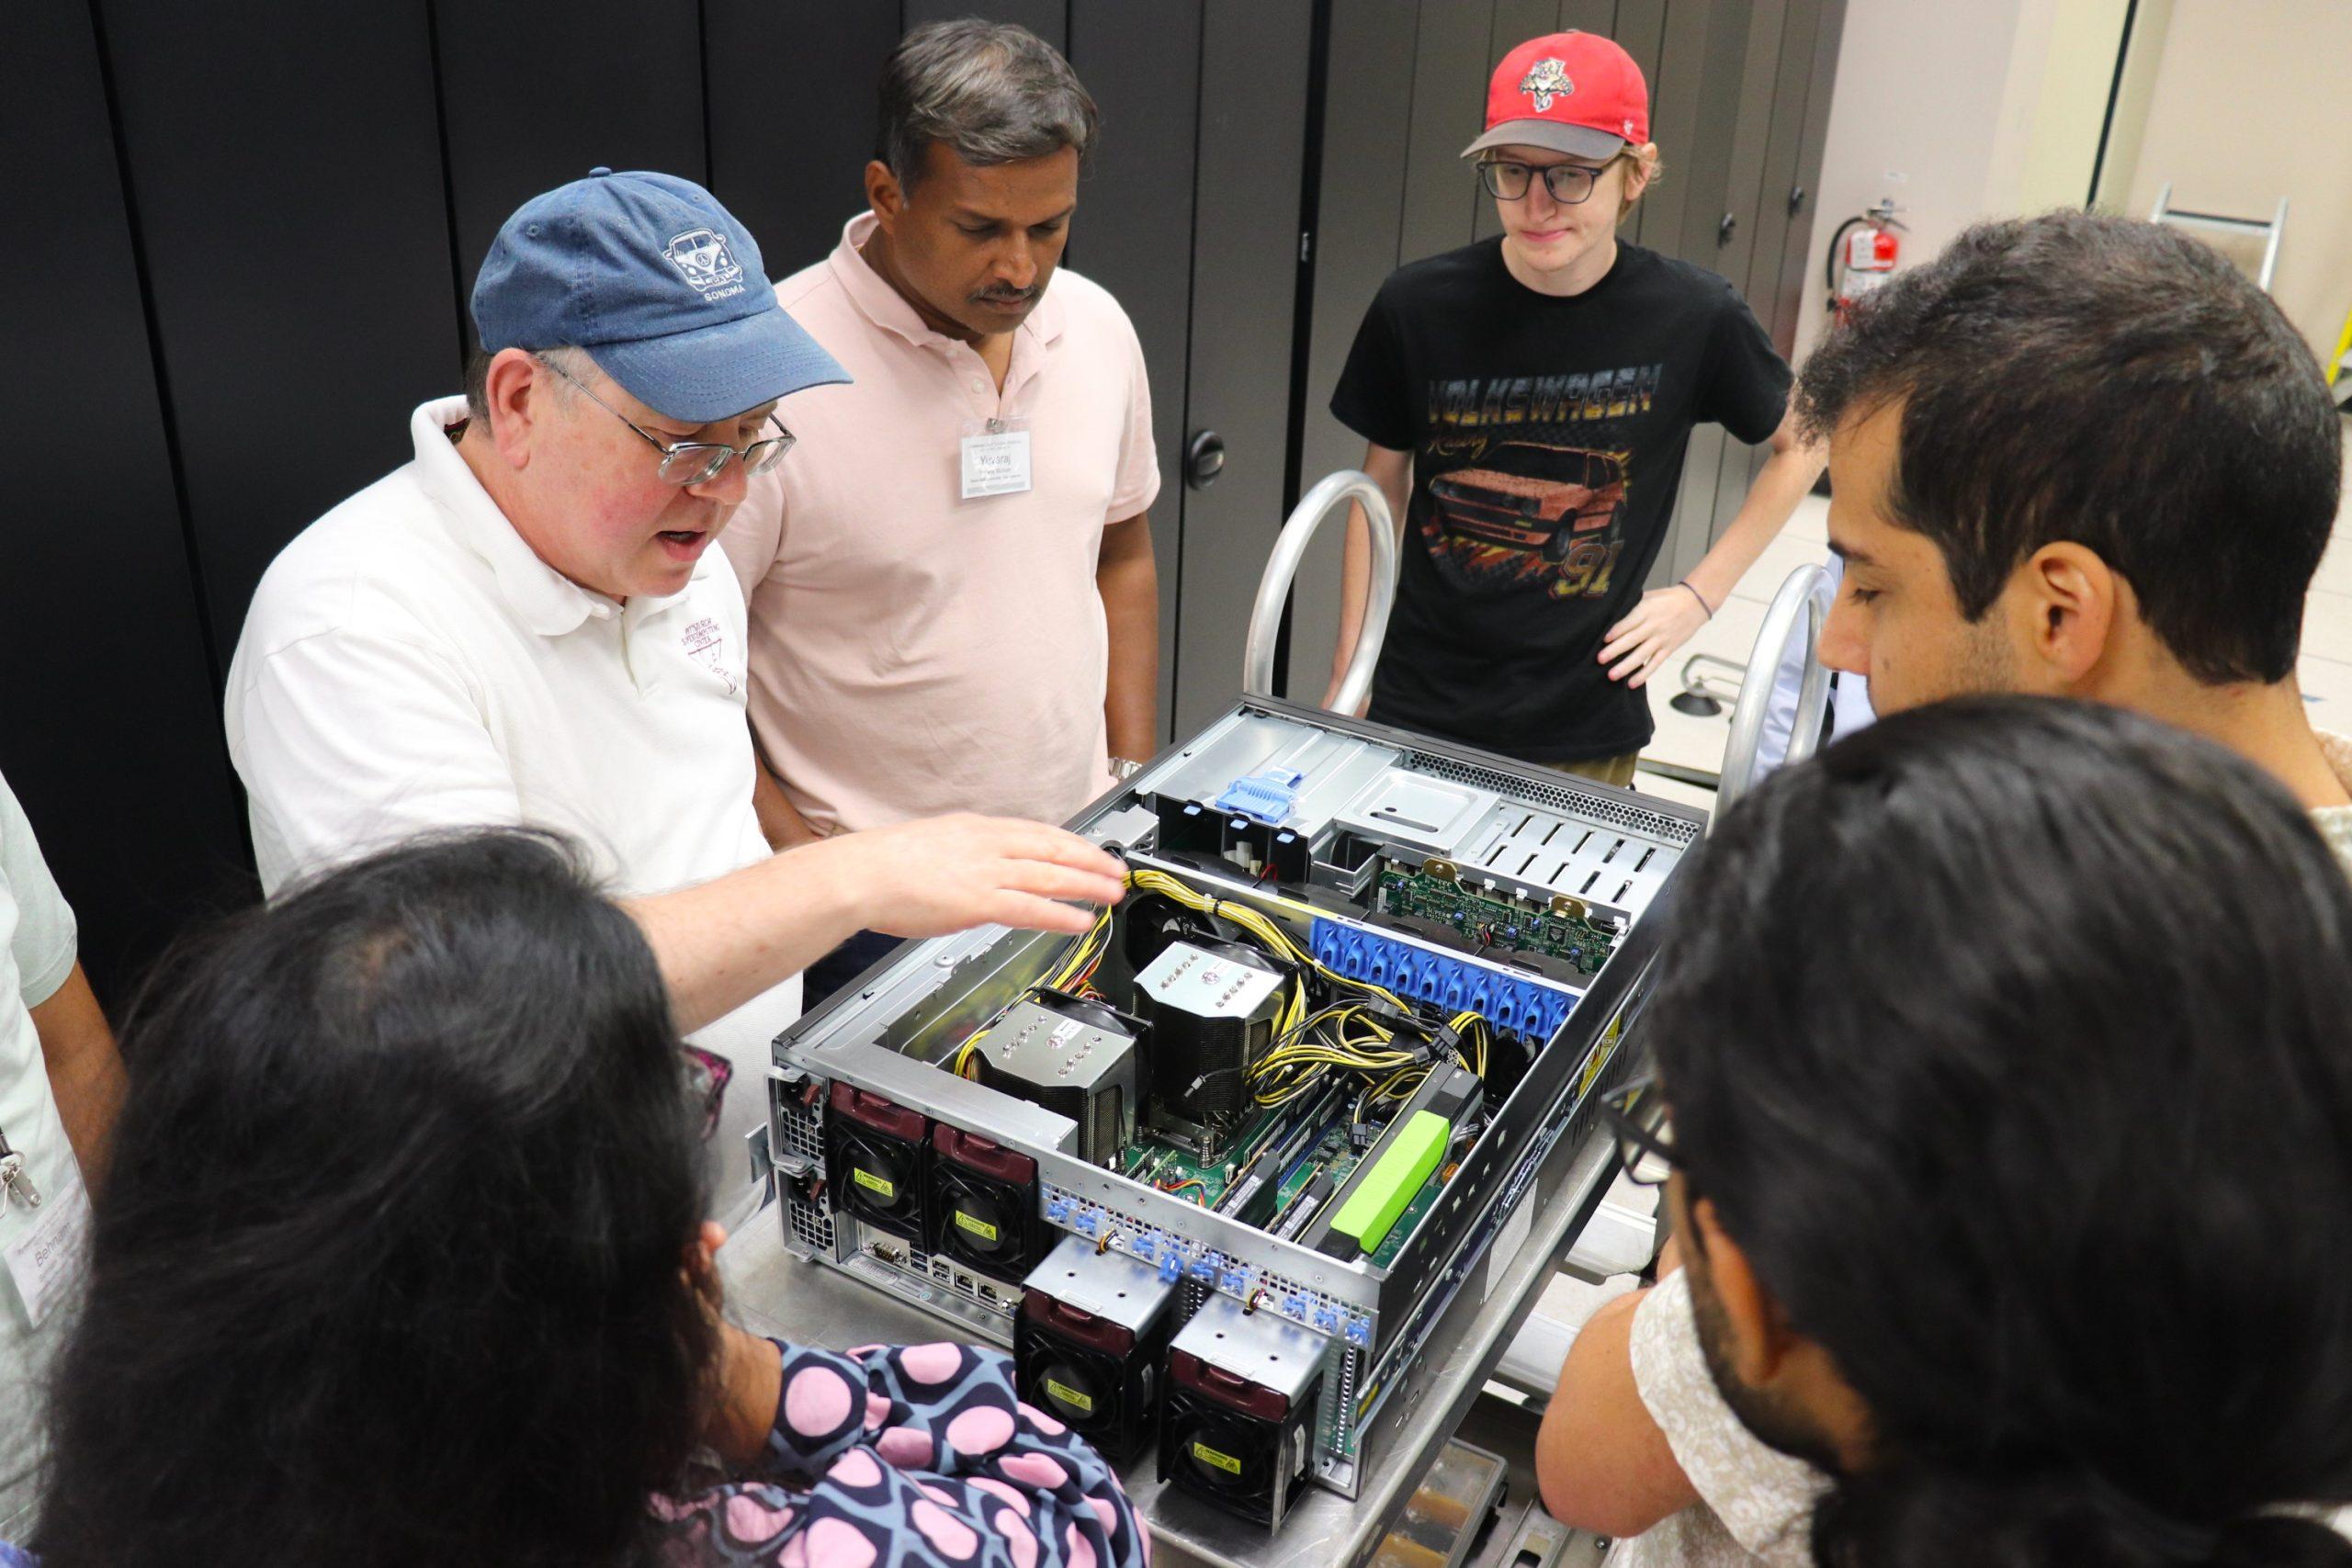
<box><xmin>1520</xmin><ymin>59</ymin><xmax>1574</xmax><ymax>111</ymax></box>
<box><xmin>663</xmin><ymin>228</ymin><xmax>746</xmax><ymax>303</ymax></box>
<box><xmin>681</xmin><ymin>615</ymin><xmax>740</xmax><ymax>695</ymax></box>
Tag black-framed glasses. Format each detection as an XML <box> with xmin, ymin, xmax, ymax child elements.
<box><xmin>1599</xmin><ymin>1072</ymin><xmax>1678</xmax><ymax>1186</ymax></box>
<box><xmin>1477</xmin><ymin>158</ymin><xmax>1611</xmax><ymax>205</ymax></box>
<box><xmin>535</xmin><ymin>353</ymin><xmax>795</xmax><ymax>486</ymax></box>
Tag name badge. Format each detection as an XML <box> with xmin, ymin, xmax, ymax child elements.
<box><xmin>960</xmin><ymin>417</ymin><xmax>1034</xmax><ymax>500</ymax></box>
<box><xmin>5</xmin><ymin>1154</ymin><xmax>91</xmax><ymax>1327</ymax></box>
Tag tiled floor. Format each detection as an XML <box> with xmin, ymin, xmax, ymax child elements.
<box><xmin>1636</xmin><ymin>427</ymin><xmax>2352</xmax><ymax>819</ymax></box>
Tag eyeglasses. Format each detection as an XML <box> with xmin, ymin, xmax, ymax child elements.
<box><xmin>534</xmin><ymin>354</ymin><xmax>795</xmax><ymax>486</ymax></box>
<box><xmin>1598</xmin><ymin>1072</ymin><xmax>1679</xmax><ymax>1186</ymax></box>
<box><xmin>682</xmin><ymin>1044</ymin><xmax>733</xmax><ymax>1141</ymax></box>
<box><xmin>1477</xmin><ymin>157</ymin><xmax>1614</xmax><ymax>205</ymax></box>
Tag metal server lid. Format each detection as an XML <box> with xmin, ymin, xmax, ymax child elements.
<box><xmin>1169</xmin><ymin>1291</ymin><xmax>1328</xmax><ymax>1405</ymax></box>
<box><xmin>1022</xmin><ymin>1235</ymin><xmax>1176</xmax><ymax>1337</ymax></box>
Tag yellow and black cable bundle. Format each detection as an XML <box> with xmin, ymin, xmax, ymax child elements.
<box><xmin>1125</xmin><ymin>866</ymin><xmax>1415</xmax><ymax>1028</ymax></box>
<box><xmin>954</xmin><ymin>873</ymin><xmax>1494</xmax><ymax>1099</ymax></box>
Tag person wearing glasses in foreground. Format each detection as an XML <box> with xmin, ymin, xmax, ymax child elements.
<box><xmin>1553</xmin><ymin>698</ymin><xmax>2352</xmax><ymax>1566</ymax></box>
<box><xmin>225</xmin><ymin>171</ymin><xmax>1125</xmax><ymax>1171</ymax></box>
<box><xmin>7</xmin><ymin>830</ymin><xmax>1146</xmax><ymax>1568</ymax></box>
<box><xmin>1324</xmin><ymin>30</ymin><xmax>1823</xmax><ymax>785</ymax></box>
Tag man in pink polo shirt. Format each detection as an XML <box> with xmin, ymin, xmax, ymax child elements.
<box><xmin>725</xmin><ymin>19</ymin><xmax>1160</xmax><ymax>1004</ymax></box>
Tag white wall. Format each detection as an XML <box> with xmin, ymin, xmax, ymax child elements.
<box><xmin>1798</xmin><ymin>0</ymin><xmax>2352</xmax><ymax>374</ymax></box>
<box><xmin>1793</xmin><ymin>0</ymin><xmax>2132</xmax><ymax>361</ymax></box>
<box><xmin>1792</xmin><ymin>0</ymin><xmax>2030</xmax><ymax>356</ymax></box>
<box><xmin>2006</xmin><ymin>0</ymin><xmax>2136</xmax><ymax>215</ymax></box>
<box><xmin>2117</xmin><ymin>0</ymin><xmax>2352</xmax><ymax>367</ymax></box>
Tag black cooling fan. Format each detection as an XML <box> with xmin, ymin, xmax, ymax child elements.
<box><xmin>1158</xmin><ymin>1348</ymin><xmax>1317</xmax><ymax>1527</ymax></box>
<box><xmin>825</xmin><ymin>1083</ymin><xmax>927</xmax><ymax>1242</ymax></box>
<box><xmin>927</xmin><ymin>1124</ymin><xmax>1044</xmax><ymax>1279</ymax></box>
<box><xmin>1119</xmin><ymin>890</ymin><xmax>1244</xmax><ymax>974</ymax></box>
<box><xmin>1013</xmin><ymin>1240</ymin><xmax>1177</xmax><ymax>1466</ymax></box>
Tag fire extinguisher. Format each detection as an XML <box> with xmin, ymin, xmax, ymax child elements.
<box><xmin>1826</xmin><ymin>198</ymin><xmax>1905</xmax><ymax>325</ymax></box>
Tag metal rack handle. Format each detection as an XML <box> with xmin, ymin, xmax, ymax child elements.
<box><xmin>1715</xmin><ymin>563</ymin><xmax>1834</xmax><ymax>818</ymax></box>
<box><xmin>1242</xmin><ymin>469</ymin><xmax>1400</xmax><ymax>710</ymax></box>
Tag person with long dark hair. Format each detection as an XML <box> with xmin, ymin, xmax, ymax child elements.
<box><xmin>11</xmin><ymin>831</ymin><xmax>1144</xmax><ymax>1568</ymax></box>
<box><xmin>1542</xmin><ymin>697</ymin><xmax>2352</xmax><ymax>1565</ymax></box>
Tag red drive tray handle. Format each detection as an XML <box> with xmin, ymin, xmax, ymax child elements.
<box><xmin>1170</xmin><ymin>1347</ymin><xmax>1290</xmax><ymax>1422</ymax></box>
<box><xmin>1021</xmin><ymin>1289</ymin><xmax>1136</xmax><ymax>1357</ymax></box>
<box><xmin>932</xmin><ymin>1123</ymin><xmax>1037</xmax><ymax>1186</ymax></box>
<box><xmin>830</xmin><ymin>1080</ymin><xmax>926</xmax><ymax>1141</ymax></box>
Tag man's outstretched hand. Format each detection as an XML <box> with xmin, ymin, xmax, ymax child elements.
<box><xmin>814</xmin><ymin>813</ymin><xmax>1126</xmax><ymax>940</ymax></box>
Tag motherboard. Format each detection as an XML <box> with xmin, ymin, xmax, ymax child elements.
<box><xmin>765</xmin><ymin>701</ymin><xmax>1697</xmax><ymax>1529</ymax></box>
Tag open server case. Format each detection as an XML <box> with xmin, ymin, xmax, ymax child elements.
<box><xmin>765</xmin><ymin>697</ymin><xmax>1698</xmax><ymax>1529</ymax></box>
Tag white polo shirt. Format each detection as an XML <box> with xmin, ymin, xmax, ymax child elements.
<box><xmin>225</xmin><ymin>397</ymin><xmax>796</xmax><ymax>1162</ymax></box>
<box><xmin>1</xmin><ymin>770</ymin><xmax>83</xmax><ymax>1530</ymax></box>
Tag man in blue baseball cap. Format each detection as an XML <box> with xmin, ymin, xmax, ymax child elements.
<box><xmin>225</xmin><ymin>170</ymin><xmax>1125</xmax><ymax>1174</ymax></box>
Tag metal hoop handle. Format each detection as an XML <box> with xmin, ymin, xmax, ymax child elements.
<box><xmin>1242</xmin><ymin>469</ymin><xmax>1400</xmax><ymax>711</ymax></box>
<box><xmin>1716</xmin><ymin>564</ymin><xmax>1834</xmax><ymax>818</ymax></box>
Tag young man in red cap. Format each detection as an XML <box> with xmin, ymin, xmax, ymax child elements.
<box><xmin>1327</xmin><ymin>32</ymin><xmax>1824</xmax><ymax>785</ymax></box>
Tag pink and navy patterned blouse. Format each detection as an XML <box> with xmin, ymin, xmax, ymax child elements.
<box><xmin>656</xmin><ymin>1337</ymin><xmax>1148</xmax><ymax>1568</ymax></box>
<box><xmin>1</xmin><ymin>1337</ymin><xmax>1148</xmax><ymax>1568</ymax></box>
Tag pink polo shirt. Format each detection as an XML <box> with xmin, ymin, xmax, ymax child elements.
<box><xmin>722</xmin><ymin>213</ymin><xmax>1160</xmax><ymax>833</ymax></box>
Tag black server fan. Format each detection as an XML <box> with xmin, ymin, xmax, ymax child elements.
<box><xmin>1120</xmin><ymin>891</ymin><xmax>1244</xmax><ymax>974</ymax></box>
<box><xmin>1158</xmin><ymin>1349</ymin><xmax>1316</xmax><ymax>1527</ymax></box>
<box><xmin>1013</xmin><ymin>1290</ymin><xmax>1170</xmax><ymax>1466</ymax></box>
<box><xmin>824</xmin><ymin>1083</ymin><xmax>927</xmax><ymax>1241</ymax></box>
<box><xmin>927</xmin><ymin>1125</ymin><xmax>1044</xmax><ymax>1280</ymax></box>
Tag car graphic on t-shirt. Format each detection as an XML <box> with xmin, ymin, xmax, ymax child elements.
<box><xmin>1426</xmin><ymin>443</ymin><xmax>1627</xmax><ymax>563</ymax></box>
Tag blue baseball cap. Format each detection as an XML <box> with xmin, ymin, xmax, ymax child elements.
<box><xmin>470</xmin><ymin>167</ymin><xmax>849</xmax><ymax>423</ymax></box>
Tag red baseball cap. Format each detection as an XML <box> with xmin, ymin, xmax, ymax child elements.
<box><xmin>1462</xmin><ymin>31</ymin><xmax>1650</xmax><ymax>163</ymax></box>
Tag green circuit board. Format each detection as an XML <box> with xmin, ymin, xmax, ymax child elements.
<box><xmin>1368</xmin><ymin>1171</ymin><xmax>1446</xmax><ymax>1268</ymax></box>
<box><xmin>1271</xmin><ymin>1126</ymin><xmax>1360</xmax><ymax>1219</ymax></box>
<box><xmin>1121</xmin><ymin>1105</ymin><xmax>1291</xmax><ymax>1207</ymax></box>
<box><xmin>1375</xmin><ymin>867</ymin><xmax>1620</xmax><ymax>975</ymax></box>
<box><xmin>1122</xmin><ymin>1138</ymin><xmax>1233</xmax><ymax>1206</ymax></box>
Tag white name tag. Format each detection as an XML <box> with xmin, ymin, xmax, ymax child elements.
<box><xmin>960</xmin><ymin>423</ymin><xmax>1033</xmax><ymax>500</ymax></box>
<box><xmin>6</xmin><ymin>1156</ymin><xmax>92</xmax><ymax>1327</ymax></box>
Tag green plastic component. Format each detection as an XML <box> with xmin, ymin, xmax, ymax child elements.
<box><xmin>1330</xmin><ymin>1111</ymin><xmax>1449</xmax><ymax>1251</ymax></box>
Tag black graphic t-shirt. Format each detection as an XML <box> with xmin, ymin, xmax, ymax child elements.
<box><xmin>1330</xmin><ymin>237</ymin><xmax>1792</xmax><ymax>762</ymax></box>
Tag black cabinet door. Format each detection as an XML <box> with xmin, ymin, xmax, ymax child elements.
<box><xmin>95</xmin><ymin>0</ymin><xmax>462</xmax><ymax>654</ymax></box>
<box><xmin>431</xmin><ymin>0</ymin><xmax>709</xmax><ymax>291</ymax></box>
<box><xmin>1175</xmin><ymin>0</ymin><xmax>1318</xmax><ymax>731</ymax></box>
<box><xmin>1066</xmin><ymin>0</ymin><xmax>1204</xmax><ymax>740</ymax></box>
<box><xmin>704</xmin><ymin>2</ymin><xmax>900</xmax><ymax>276</ymax></box>
<box><xmin>0</xmin><ymin>3</ymin><xmax>253</xmax><ymax>991</ymax></box>
<box><xmin>1287</xmin><ymin>0</ymin><xmax>1419</xmax><ymax>702</ymax></box>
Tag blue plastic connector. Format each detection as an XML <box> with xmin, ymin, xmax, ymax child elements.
<box><xmin>1074</xmin><ymin>1209</ymin><xmax>1100</xmax><ymax>1236</ymax></box>
<box><xmin>1312</xmin><ymin>1305</ymin><xmax>1341</xmax><ymax>1334</ymax></box>
<box><xmin>1159</xmin><ymin>1253</ymin><xmax>1183</xmax><ymax>1284</ymax></box>
<box><xmin>1344</xmin><ymin>1318</ymin><xmax>1373</xmax><ymax>1348</ymax></box>
<box><xmin>1307</xmin><ymin>917</ymin><xmax>1577</xmax><ymax>1046</ymax></box>
<box><xmin>1046</xmin><ymin>1198</ymin><xmax>1072</xmax><ymax>1224</ymax></box>
<box><xmin>1213</xmin><ymin>768</ymin><xmax>1306</xmax><ymax>825</ymax></box>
